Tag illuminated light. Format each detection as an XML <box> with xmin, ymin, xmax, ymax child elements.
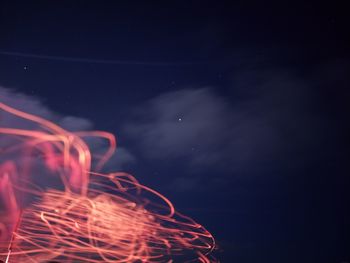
<box><xmin>0</xmin><ymin>102</ymin><xmax>216</xmax><ymax>262</ymax></box>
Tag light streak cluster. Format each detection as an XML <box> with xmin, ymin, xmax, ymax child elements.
<box><xmin>0</xmin><ymin>102</ymin><xmax>215</xmax><ymax>262</ymax></box>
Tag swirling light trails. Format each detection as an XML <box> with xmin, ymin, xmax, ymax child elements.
<box><xmin>0</xmin><ymin>102</ymin><xmax>216</xmax><ymax>262</ymax></box>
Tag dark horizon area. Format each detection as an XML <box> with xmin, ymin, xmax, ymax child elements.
<box><xmin>0</xmin><ymin>1</ymin><xmax>349</xmax><ymax>262</ymax></box>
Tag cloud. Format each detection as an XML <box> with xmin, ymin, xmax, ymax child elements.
<box><xmin>124</xmin><ymin>88</ymin><xmax>230</xmax><ymax>160</ymax></box>
<box><xmin>123</xmin><ymin>69</ymin><xmax>328</xmax><ymax>178</ymax></box>
<box><xmin>123</xmin><ymin>87</ymin><xmax>270</xmax><ymax>173</ymax></box>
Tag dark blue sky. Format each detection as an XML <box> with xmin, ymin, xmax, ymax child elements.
<box><xmin>0</xmin><ymin>1</ymin><xmax>349</xmax><ymax>262</ymax></box>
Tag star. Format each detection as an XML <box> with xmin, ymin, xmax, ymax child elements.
<box><xmin>178</xmin><ymin>118</ymin><xmax>182</xmax><ymax>122</ymax></box>
<box><xmin>23</xmin><ymin>66</ymin><xmax>28</xmax><ymax>70</ymax></box>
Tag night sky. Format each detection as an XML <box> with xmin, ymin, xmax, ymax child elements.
<box><xmin>0</xmin><ymin>1</ymin><xmax>349</xmax><ymax>262</ymax></box>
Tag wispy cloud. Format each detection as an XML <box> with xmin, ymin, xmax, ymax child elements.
<box><xmin>123</xmin><ymin>69</ymin><xmax>328</xmax><ymax>179</ymax></box>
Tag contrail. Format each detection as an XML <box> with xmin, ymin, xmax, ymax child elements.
<box><xmin>0</xmin><ymin>50</ymin><xmax>199</xmax><ymax>66</ymax></box>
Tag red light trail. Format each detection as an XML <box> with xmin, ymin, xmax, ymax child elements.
<box><xmin>0</xmin><ymin>102</ymin><xmax>216</xmax><ymax>262</ymax></box>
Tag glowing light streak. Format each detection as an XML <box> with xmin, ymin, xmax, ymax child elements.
<box><xmin>0</xmin><ymin>102</ymin><xmax>216</xmax><ymax>262</ymax></box>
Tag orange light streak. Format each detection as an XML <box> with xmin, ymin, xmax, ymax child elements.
<box><xmin>0</xmin><ymin>102</ymin><xmax>216</xmax><ymax>262</ymax></box>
